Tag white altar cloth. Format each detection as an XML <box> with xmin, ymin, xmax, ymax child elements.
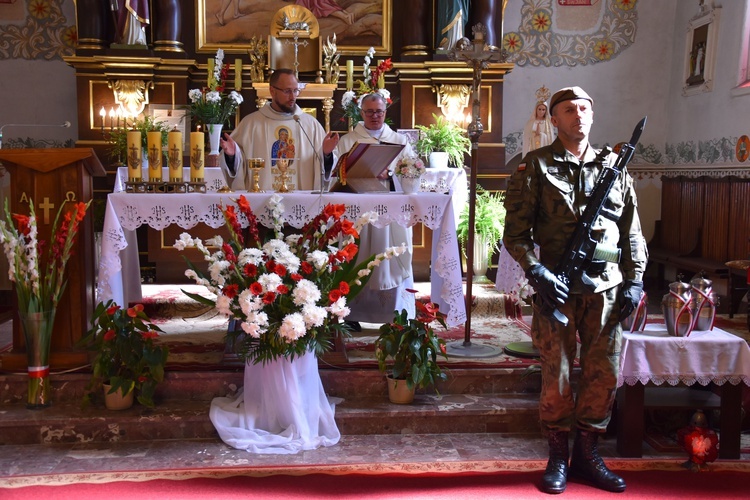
<box><xmin>100</xmin><ymin>171</ymin><xmax>467</xmax><ymax>326</ymax></box>
<box><xmin>618</xmin><ymin>324</ymin><xmax>750</xmax><ymax>387</ymax></box>
<box><xmin>209</xmin><ymin>351</ymin><xmax>341</xmax><ymax>454</ymax></box>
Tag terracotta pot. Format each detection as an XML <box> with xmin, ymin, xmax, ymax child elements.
<box><xmin>103</xmin><ymin>384</ymin><xmax>134</xmax><ymax>410</ymax></box>
<box><xmin>386</xmin><ymin>376</ymin><xmax>415</xmax><ymax>404</ymax></box>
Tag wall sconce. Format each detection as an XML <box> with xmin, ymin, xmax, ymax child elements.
<box><xmin>108</xmin><ymin>79</ymin><xmax>153</xmax><ymax>118</ymax></box>
<box><xmin>435</xmin><ymin>84</ymin><xmax>471</xmax><ymax>126</ymax></box>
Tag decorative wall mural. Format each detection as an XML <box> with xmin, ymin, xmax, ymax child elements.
<box><xmin>0</xmin><ymin>0</ymin><xmax>76</xmax><ymax>60</ymax></box>
<box><xmin>503</xmin><ymin>0</ymin><xmax>638</xmax><ymax>67</ymax></box>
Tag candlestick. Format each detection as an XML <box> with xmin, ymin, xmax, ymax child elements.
<box><xmin>147</xmin><ymin>131</ymin><xmax>163</xmax><ymax>182</ymax></box>
<box><xmin>346</xmin><ymin>59</ymin><xmax>353</xmax><ymax>90</ymax></box>
<box><xmin>190</xmin><ymin>131</ymin><xmax>205</xmax><ymax>181</ymax></box>
<box><xmin>116</xmin><ymin>107</ymin><xmax>123</xmax><ymax>130</ymax></box>
<box><xmin>207</xmin><ymin>58</ymin><xmax>215</xmax><ymax>88</ymax></box>
<box><xmin>168</xmin><ymin>130</ymin><xmax>183</xmax><ymax>182</ymax></box>
<box><xmin>235</xmin><ymin>59</ymin><xmax>242</xmax><ymax>90</ymax></box>
<box><xmin>127</xmin><ymin>131</ymin><xmax>142</xmax><ymax>181</ymax></box>
<box><xmin>109</xmin><ymin>107</ymin><xmax>115</xmax><ymax>130</ymax></box>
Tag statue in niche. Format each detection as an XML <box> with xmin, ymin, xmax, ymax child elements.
<box><xmin>437</xmin><ymin>0</ymin><xmax>470</xmax><ymax>50</ymax></box>
<box><xmin>113</xmin><ymin>0</ymin><xmax>149</xmax><ymax>45</ymax></box>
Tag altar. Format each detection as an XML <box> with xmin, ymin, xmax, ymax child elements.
<box><xmin>99</xmin><ymin>167</ymin><xmax>469</xmax><ymax>327</ymax></box>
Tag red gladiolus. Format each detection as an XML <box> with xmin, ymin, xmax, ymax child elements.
<box><xmin>244</xmin><ymin>263</ymin><xmax>258</xmax><ymax>277</ymax></box>
<box><xmin>222</xmin><ymin>243</ymin><xmax>237</xmax><ymax>263</ymax></box>
<box><xmin>103</xmin><ymin>329</ymin><xmax>116</xmax><ymax>341</ymax></box>
<box><xmin>340</xmin><ymin>219</ymin><xmax>357</xmax><ymax>237</ymax></box>
<box><xmin>262</xmin><ymin>291</ymin><xmax>276</xmax><ymax>304</ymax></box>
<box><xmin>12</xmin><ymin>214</ymin><xmax>31</xmax><ymax>236</ymax></box>
<box><xmin>223</xmin><ymin>283</ymin><xmax>239</xmax><ymax>298</ymax></box>
<box><xmin>274</xmin><ymin>263</ymin><xmax>287</xmax><ymax>277</ymax></box>
<box><xmin>341</xmin><ymin>243</ymin><xmax>358</xmax><ymax>262</ymax></box>
<box><xmin>329</xmin><ymin>289</ymin><xmax>342</xmax><ymax>303</ymax></box>
<box><xmin>250</xmin><ymin>282</ymin><xmax>263</xmax><ymax>295</ymax></box>
<box><xmin>324</xmin><ymin>203</ymin><xmax>346</xmax><ymax>219</ymax></box>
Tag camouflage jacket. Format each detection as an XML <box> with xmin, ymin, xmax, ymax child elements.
<box><xmin>502</xmin><ymin>138</ymin><xmax>648</xmax><ymax>293</ymax></box>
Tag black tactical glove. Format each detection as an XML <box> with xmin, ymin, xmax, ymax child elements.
<box><xmin>526</xmin><ymin>264</ymin><xmax>569</xmax><ymax>307</ymax></box>
<box><xmin>618</xmin><ymin>280</ymin><xmax>644</xmax><ymax>322</ymax></box>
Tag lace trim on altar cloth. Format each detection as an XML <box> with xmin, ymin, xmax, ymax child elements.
<box><xmin>620</xmin><ymin>374</ymin><xmax>750</xmax><ymax>387</ymax></box>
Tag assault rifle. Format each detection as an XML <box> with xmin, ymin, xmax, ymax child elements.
<box><xmin>541</xmin><ymin>117</ymin><xmax>647</xmax><ymax>326</ymax></box>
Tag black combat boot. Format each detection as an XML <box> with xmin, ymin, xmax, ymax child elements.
<box><xmin>569</xmin><ymin>429</ymin><xmax>626</xmax><ymax>493</ymax></box>
<box><xmin>541</xmin><ymin>431</ymin><xmax>569</xmax><ymax>494</ymax></box>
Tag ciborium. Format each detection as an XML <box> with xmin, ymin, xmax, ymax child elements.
<box><xmin>248</xmin><ymin>158</ymin><xmax>265</xmax><ymax>193</ymax></box>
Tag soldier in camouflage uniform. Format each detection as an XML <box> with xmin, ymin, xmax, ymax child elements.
<box><xmin>502</xmin><ymin>87</ymin><xmax>648</xmax><ymax>494</ymax></box>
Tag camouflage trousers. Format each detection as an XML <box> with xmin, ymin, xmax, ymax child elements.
<box><xmin>530</xmin><ymin>286</ymin><xmax>622</xmax><ymax>434</ymax></box>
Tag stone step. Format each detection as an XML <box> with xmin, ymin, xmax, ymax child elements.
<box><xmin>0</xmin><ymin>368</ymin><xmax>546</xmax><ymax>446</ymax></box>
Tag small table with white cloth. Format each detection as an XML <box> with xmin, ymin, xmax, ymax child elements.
<box><xmin>99</xmin><ymin>167</ymin><xmax>468</xmax><ymax>327</ymax></box>
<box><xmin>616</xmin><ymin>324</ymin><xmax>750</xmax><ymax>459</ymax></box>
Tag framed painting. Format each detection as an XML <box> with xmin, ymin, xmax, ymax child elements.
<box><xmin>197</xmin><ymin>0</ymin><xmax>391</xmax><ymax>56</ymax></box>
<box><xmin>682</xmin><ymin>4</ymin><xmax>721</xmax><ymax>96</ymax></box>
<box><xmin>149</xmin><ymin>105</ymin><xmax>191</xmax><ymax>150</ymax></box>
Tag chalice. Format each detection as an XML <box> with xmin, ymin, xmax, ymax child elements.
<box><xmin>275</xmin><ymin>158</ymin><xmax>291</xmax><ymax>193</ymax></box>
<box><xmin>248</xmin><ymin>158</ymin><xmax>265</xmax><ymax>192</ymax></box>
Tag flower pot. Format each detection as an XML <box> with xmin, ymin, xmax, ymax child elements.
<box><xmin>386</xmin><ymin>376</ymin><xmax>415</xmax><ymax>404</ymax></box>
<box><xmin>400</xmin><ymin>176</ymin><xmax>422</xmax><ymax>194</ymax></box>
<box><xmin>428</xmin><ymin>151</ymin><xmax>449</xmax><ymax>169</ymax></box>
<box><xmin>19</xmin><ymin>309</ymin><xmax>56</xmax><ymax>409</ymax></box>
<box><xmin>103</xmin><ymin>384</ymin><xmax>135</xmax><ymax>410</ymax></box>
<box><xmin>206</xmin><ymin>123</ymin><xmax>223</xmax><ymax>156</ymax></box>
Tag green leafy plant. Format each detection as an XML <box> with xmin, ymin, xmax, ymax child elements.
<box><xmin>457</xmin><ymin>186</ymin><xmax>506</xmax><ymax>260</ymax></box>
<box><xmin>414</xmin><ymin>114</ymin><xmax>471</xmax><ymax>168</ymax></box>
<box><xmin>106</xmin><ymin>115</ymin><xmax>170</xmax><ymax>163</ymax></box>
<box><xmin>374</xmin><ymin>300</ymin><xmax>449</xmax><ymax>391</ymax></box>
<box><xmin>80</xmin><ymin>300</ymin><xmax>169</xmax><ymax>408</ymax></box>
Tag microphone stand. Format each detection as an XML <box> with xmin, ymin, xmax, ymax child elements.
<box><xmin>294</xmin><ymin>114</ymin><xmax>326</xmax><ymax>194</ymax></box>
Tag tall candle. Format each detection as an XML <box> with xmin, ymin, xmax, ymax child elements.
<box><xmin>346</xmin><ymin>59</ymin><xmax>353</xmax><ymax>90</ymax></box>
<box><xmin>168</xmin><ymin>130</ymin><xmax>183</xmax><ymax>181</ymax></box>
<box><xmin>147</xmin><ymin>131</ymin><xmax>163</xmax><ymax>181</ymax></box>
<box><xmin>234</xmin><ymin>59</ymin><xmax>242</xmax><ymax>90</ymax></box>
<box><xmin>377</xmin><ymin>60</ymin><xmax>385</xmax><ymax>89</ymax></box>
<box><xmin>190</xmin><ymin>131</ymin><xmax>205</xmax><ymax>181</ymax></box>
<box><xmin>207</xmin><ymin>58</ymin><xmax>215</xmax><ymax>88</ymax></box>
<box><xmin>127</xmin><ymin>131</ymin><xmax>142</xmax><ymax>181</ymax></box>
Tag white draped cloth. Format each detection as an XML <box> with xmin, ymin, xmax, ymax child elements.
<box><xmin>336</xmin><ymin>123</ymin><xmax>416</xmax><ymax>322</ymax></box>
<box><xmin>210</xmin><ymin>351</ymin><xmax>341</xmax><ymax>454</ymax></box>
<box><xmin>220</xmin><ymin>103</ymin><xmax>333</xmax><ymax>192</ymax></box>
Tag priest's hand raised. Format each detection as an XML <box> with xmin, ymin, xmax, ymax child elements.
<box><xmin>220</xmin><ymin>132</ymin><xmax>237</xmax><ymax>156</ymax></box>
<box><xmin>322</xmin><ymin>131</ymin><xmax>339</xmax><ymax>155</ymax></box>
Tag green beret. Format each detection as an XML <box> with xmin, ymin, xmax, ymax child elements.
<box><xmin>549</xmin><ymin>86</ymin><xmax>593</xmax><ymax>112</ymax></box>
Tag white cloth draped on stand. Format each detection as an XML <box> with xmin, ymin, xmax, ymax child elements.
<box><xmin>209</xmin><ymin>351</ymin><xmax>341</xmax><ymax>454</ymax></box>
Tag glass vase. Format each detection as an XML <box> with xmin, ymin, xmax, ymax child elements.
<box><xmin>19</xmin><ymin>309</ymin><xmax>56</xmax><ymax>409</ymax></box>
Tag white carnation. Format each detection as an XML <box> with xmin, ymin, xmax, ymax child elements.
<box><xmin>292</xmin><ymin>279</ymin><xmax>321</xmax><ymax>306</ymax></box>
<box><xmin>279</xmin><ymin>313</ymin><xmax>306</xmax><ymax>341</ymax></box>
<box><xmin>302</xmin><ymin>304</ymin><xmax>327</xmax><ymax>328</ymax></box>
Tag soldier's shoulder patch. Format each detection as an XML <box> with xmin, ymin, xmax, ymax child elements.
<box><xmin>517</xmin><ymin>163</ymin><xmax>526</xmax><ymax>171</ymax></box>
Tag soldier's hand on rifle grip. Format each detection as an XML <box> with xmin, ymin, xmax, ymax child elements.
<box><xmin>526</xmin><ymin>264</ymin><xmax>569</xmax><ymax>307</ymax></box>
<box><xmin>618</xmin><ymin>280</ymin><xmax>644</xmax><ymax>322</ymax></box>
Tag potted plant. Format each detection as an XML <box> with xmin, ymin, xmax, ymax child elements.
<box><xmin>80</xmin><ymin>300</ymin><xmax>169</xmax><ymax>409</ymax></box>
<box><xmin>374</xmin><ymin>300</ymin><xmax>449</xmax><ymax>404</ymax></box>
<box><xmin>457</xmin><ymin>186</ymin><xmax>506</xmax><ymax>283</ymax></box>
<box><xmin>106</xmin><ymin>115</ymin><xmax>170</xmax><ymax>165</ymax></box>
<box><xmin>414</xmin><ymin>114</ymin><xmax>472</xmax><ymax>169</ymax></box>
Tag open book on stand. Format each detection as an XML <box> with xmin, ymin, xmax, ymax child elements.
<box><xmin>329</xmin><ymin>142</ymin><xmax>405</xmax><ymax>193</ymax></box>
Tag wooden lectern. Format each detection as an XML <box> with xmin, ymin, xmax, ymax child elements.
<box><xmin>0</xmin><ymin>148</ymin><xmax>105</xmax><ymax>370</ymax></box>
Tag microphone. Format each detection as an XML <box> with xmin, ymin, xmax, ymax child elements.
<box><xmin>294</xmin><ymin>114</ymin><xmax>326</xmax><ymax>194</ymax></box>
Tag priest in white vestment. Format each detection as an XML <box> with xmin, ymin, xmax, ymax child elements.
<box><xmin>219</xmin><ymin>69</ymin><xmax>340</xmax><ymax>191</ymax></box>
<box><xmin>335</xmin><ymin>93</ymin><xmax>416</xmax><ymax>324</ymax></box>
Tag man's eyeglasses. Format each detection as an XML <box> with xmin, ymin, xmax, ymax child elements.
<box><xmin>363</xmin><ymin>109</ymin><xmax>385</xmax><ymax>117</ymax></box>
<box><xmin>272</xmin><ymin>86</ymin><xmax>301</xmax><ymax>96</ymax></box>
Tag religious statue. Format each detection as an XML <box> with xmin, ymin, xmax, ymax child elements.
<box><xmin>112</xmin><ymin>0</ymin><xmax>149</xmax><ymax>46</ymax></box>
<box><xmin>437</xmin><ymin>0</ymin><xmax>470</xmax><ymax>50</ymax></box>
<box><xmin>247</xmin><ymin>36</ymin><xmax>268</xmax><ymax>83</ymax></box>
<box><xmin>522</xmin><ymin>85</ymin><xmax>555</xmax><ymax>158</ymax></box>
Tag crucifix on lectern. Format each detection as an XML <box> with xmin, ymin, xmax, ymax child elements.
<box><xmin>446</xmin><ymin>23</ymin><xmax>509</xmax><ymax>359</ymax></box>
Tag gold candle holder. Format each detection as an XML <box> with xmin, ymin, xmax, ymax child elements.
<box><xmin>248</xmin><ymin>158</ymin><xmax>265</xmax><ymax>193</ymax></box>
